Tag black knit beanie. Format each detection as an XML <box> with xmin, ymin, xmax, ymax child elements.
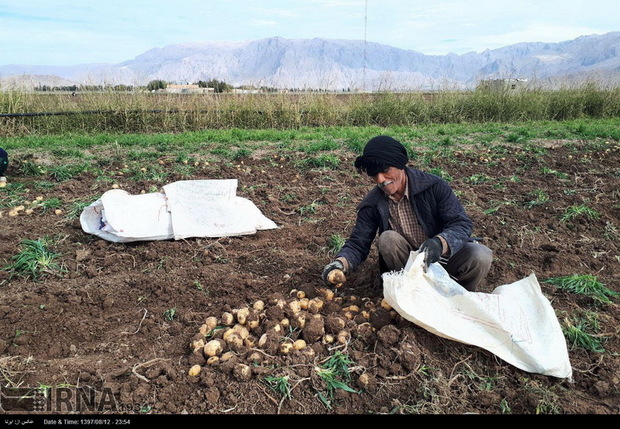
<box><xmin>354</xmin><ymin>135</ymin><xmax>408</xmax><ymax>176</ymax></box>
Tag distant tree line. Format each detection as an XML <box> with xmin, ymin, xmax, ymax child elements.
<box><xmin>31</xmin><ymin>79</ymin><xmax>355</xmax><ymax>94</ymax></box>
<box><xmin>146</xmin><ymin>80</ymin><xmax>167</xmax><ymax>91</ymax></box>
<box><xmin>196</xmin><ymin>79</ymin><xmax>233</xmax><ymax>93</ymax></box>
<box><xmin>35</xmin><ymin>84</ymin><xmax>80</xmax><ymax>92</ymax></box>
<box><xmin>35</xmin><ymin>84</ymin><xmax>135</xmax><ymax>92</ymax></box>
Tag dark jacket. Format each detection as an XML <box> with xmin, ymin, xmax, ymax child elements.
<box><xmin>336</xmin><ymin>167</ymin><xmax>473</xmax><ymax>271</ymax></box>
<box><xmin>0</xmin><ymin>148</ymin><xmax>7</xmax><ymax>176</ymax></box>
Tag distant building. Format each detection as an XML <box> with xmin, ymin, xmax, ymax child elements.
<box><xmin>165</xmin><ymin>84</ymin><xmax>214</xmax><ymax>94</ymax></box>
<box><xmin>232</xmin><ymin>88</ymin><xmax>260</xmax><ymax>94</ymax></box>
<box><xmin>477</xmin><ymin>78</ymin><xmax>528</xmax><ymax>92</ymax></box>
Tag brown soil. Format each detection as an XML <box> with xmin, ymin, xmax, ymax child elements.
<box><xmin>0</xmin><ymin>138</ymin><xmax>619</xmax><ymax>415</ymax></box>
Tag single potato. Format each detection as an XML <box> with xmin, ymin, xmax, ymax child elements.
<box><xmin>327</xmin><ymin>269</ymin><xmax>346</xmax><ymax>287</ymax></box>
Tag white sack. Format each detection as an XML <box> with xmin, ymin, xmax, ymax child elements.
<box><xmin>162</xmin><ymin>180</ymin><xmax>277</xmax><ymax>239</ymax></box>
<box><xmin>80</xmin><ymin>179</ymin><xmax>278</xmax><ymax>243</ymax></box>
<box><xmin>382</xmin><ymin>252</ymin><xmax>573</xmax><ymax>380</ymax></box>
<box><xmin>79</xmin><ymin>189</ymin><xmax>173</xmax><ymax>243</ymax></box>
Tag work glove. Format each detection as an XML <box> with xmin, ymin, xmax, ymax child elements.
<box><xmin>419</xmin><ymin>237</ymin><xmax>442</xmax><ymax>272</ymax></box>
<box><xmin>322</xmin><ymin>260</ymin><xmax>345</xmax><ymax>285</ymax></box>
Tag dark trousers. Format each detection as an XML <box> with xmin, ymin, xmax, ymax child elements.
<box><xmin>376</xmin><ymin>230</ymin><xmax>493</xmax><ymax>292</ymax></box>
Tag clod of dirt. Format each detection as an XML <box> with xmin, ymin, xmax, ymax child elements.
<box><xmin>355</xmin><ymin>322</ymin><xmax>376</xmax><ymax>342</ymax></box>
<box><xmin>398</xmin><ymin>341</ymin><xmax>423</xmax><ymax>372</ymax></box>
<box><xmin>377</xmin><ymin>324</ymin><xmax>401</xmax><ymax>346</ymax></box>
<box><xmin>369</xmin><ymin>307</ymin><xmax>392</xmax><ymax>330</ymax></box>
<box><xmin>302</xmin><ymin>314</ymin><xmax>325</xmax><ymax>343</ymax></box>
<box><xmin>356</xmin><ymin>372</ymin><xmax>377</xmax><ymax>390</ymax></box>
<box><xmin>324</xmin><ymin>314</ymin><xmax>347</xmax><ymax>334</ymax></box>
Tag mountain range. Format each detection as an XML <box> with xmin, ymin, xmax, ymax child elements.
<box><xmin>1</xmin><ymin>32</ymin><xmax>619</xmax><ymax>91</ymax></box>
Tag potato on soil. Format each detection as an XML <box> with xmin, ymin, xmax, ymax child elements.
<box><xmin>198</xmin><ymin>324</ymin><xmax>211</xmax><ymax>336</ymax></box>
<box><xmin>203</xmin><ymin>339</ymin><xmax>225</xmax><ymax>357</ymax></box>
<box><xmin>299</xmin><ymin>297</ymin><xmax>309</xmax><ymax>310</ymax></box>
<box><xmin>318</xmin><ymin>288</ymin><xmax>335</xmax><ymax>301</ymax></box>
<box><xmin>223</xmin><ymin>332</ymin><xmax>244</xmax><ymax>352</ymax></box>
<box><xmin>247</xmin><ymin>351</ymin><xmax>263</xmax><ymax>364</ymax></box>
<box><xmin>287</xmin><ymin>299</ymin><xmax>302</xmax><ymax>315</ymax></box>
<box><xmin>244</xmin><ymin>309</ymin><xmax>261</xmax><ymax>329</ymax></box>
<box><xmin>279</xmin><ymin>342</ymin><xmax>294</xmax><ymax>354</ymax></box>
<box><xmin>337</xmin><ymin>330</ymin><xmax>351</xmax><ymax>344</ymax></box>
<box><xmin>257</xmin><ymin>333</ymin><xmax>268</xmax><ymax>348</ymax></box>
<box><xmin>204</xmin><ymin>316</ymin><xmax>218</xmax><ymax>331</ymax></box>
<box><xmin>290</xmin><ymin>312</ymin><xmax>307</xmax><ymax>330</ymax></box>
<box><xmin>226</xmin><ymin>324</ymin><xmax>250</xmax><ymax>340</ymax></box>
<box><xmin>206</xmin><ymin>356</ymin><xmax>220</xmax><ymax>366</ymax></box>
<box><xmin>343</xmin><ymin>305</ymin><xmax>360</xmax><ymax>313</ymax></box>
<box><xmin>188</xmin><ymin>364</ymin><xmax>202</xmax><ymax>377</ymax></box>
<box><xmin>220</xmin><ymin>351</ymin><xmax>236</xmax><ymax>362</ymax></box>
<box><xmin>243</xmin><ymin>335</ymin><xmax>257</xmax><ymax>348</ymax></box>
<box><xmin>235</xmin><ymin>307</ymin><xmax>250</xmax><ymax>325</ymax></box>
<box><xmin>327</xmin><ymin>269</ymin><xmax>346</xmax><ymax>286</ymax></box>
<box><xmin>232</xmin><ymin>364</ymin><xmax>252</xmax><ymax>381</ymax></box>
<box><xmin>190</xmin><ymin>338</ymin><xmax>205</xmax><ymax>352</ymax></box>
<box><xmin>220</xmin><ymin>312</ymin><xmax>234</xmax><ymax>326</ymax></box>
<box><xmin>293</xmin><ymin>339</ymin><xmax>307</xmax><ymax>350</ymax></box>
<box><xmin>307</xmin><ymin>297</ymin><xmax>324</xmax><ymax>314</ymax></box>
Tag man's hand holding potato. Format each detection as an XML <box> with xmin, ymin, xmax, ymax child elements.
<box><xmin>322</xmin><ymin>260</ymin><xmax>347</xmax><ymax>288</ymax></box>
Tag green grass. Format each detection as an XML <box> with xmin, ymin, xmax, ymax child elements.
<box><xmin>294</xmin><ymin>153</ymin><xmax>340</xmax><ymax>170</ymax></box>
<box><xmin>38</xmin><ymin>197</ymin><xmax>63</xmax><ymax>212</ymax></box>
<box><xmin>544</xmin><ymin>274</ymin><xmax>617</xmax><ymax>304</ymax></box>
<box><xmin>562</xmin><ymin>312</ymin><xmax>607</xmax><ymax>352</ymax></box>
<box><xmin>2</xmin><ymin>86</ymin><xmax>620</xmax><ymax>136</ymax></box>
<box><xmin>2</xmin><ymin>117</ymin><xmax>619</xmax><ymax>166</ymax></box>
<box><xmin>2</xmin><ymin>237</ymin><xmax>65</xmax><ymax>281</ymax></box>
<box><xmin>466</xmin><ymin>173</ymin><xmax>492</xmax><ymax>185</ymax></box>
<box><xmin>163</xmin><ymin>308</ymin><xmax>176</xmax><ymax>321</ymax></box>
<box><xmin>66</xmin><ymin>200</ymin><xmax>92</xmax><ymax>220</ymax></box>
<box><xmin>263</xmin><ymin>375</ymin><xmax>293</xmax><ymax>401</ymax></box>
<box><xmin>524</xmin><ymin>189</ymin><xmax>549</xmax><ymax>208</ymax></box>
<box><xmin>314</xmin><ymin>351</ymin><xmax>358</xmax><ymax>409</ymax></box>
<box><xmin>560</xmin><ymin>205</ymin><xmax>600</xmax><ymax>223</ymax></box>
<box><xmin>326</xmin><ymin>234</ymin><xmax>346</xmax><ymax>256</ymax></box>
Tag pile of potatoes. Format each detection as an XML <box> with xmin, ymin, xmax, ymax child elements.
<box><xmin>0</xmin><ymin>196</ymin><xmax>63</xmax><ymax>218</ymax></box>
<box><xmin>187</xmin><ymin>287</ymin><xmax>400</xmax><ymax>382</ymax></box>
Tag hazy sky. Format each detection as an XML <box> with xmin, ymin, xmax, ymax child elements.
<box><xmin>1</xmin><ymin>0</ymin><xmax>617</xmax><ymax>66</ymax></box>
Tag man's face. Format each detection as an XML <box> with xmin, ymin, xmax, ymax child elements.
<box><xmin>370</xmin><ymin>166</ymin><xmax>406</xmax><ymax>198</ymax></box>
